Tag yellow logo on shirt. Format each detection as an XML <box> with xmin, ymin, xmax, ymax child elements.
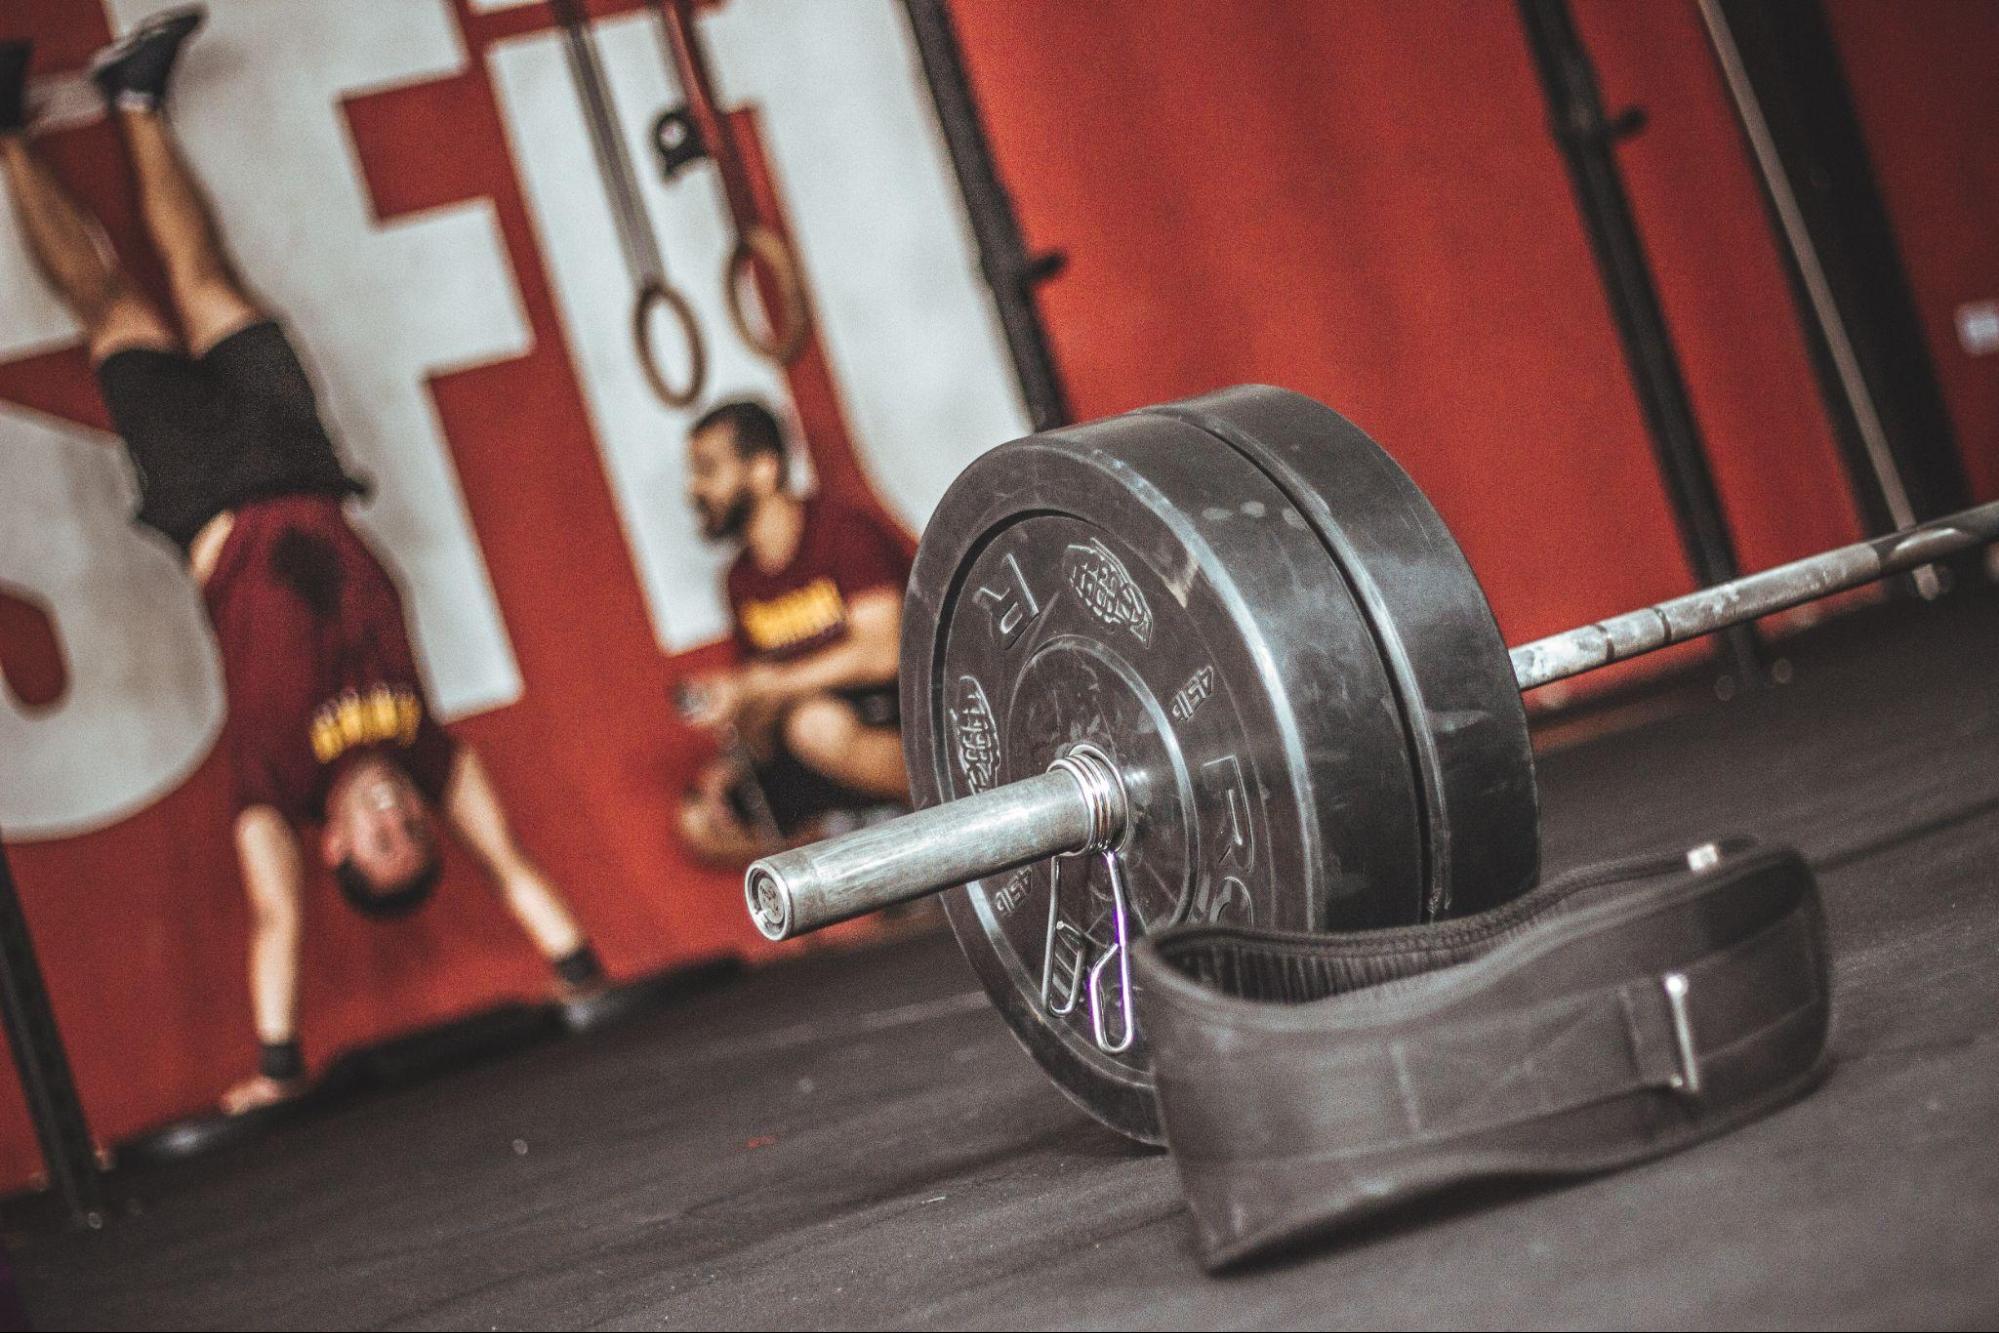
<box><xmin>309</xmin><ymin>685</ymin><xmax>424</xmax><ymax>765</ymax></box>
<box><xmin>740</xmin><ymin>577</ymin><xmax>846</xmax><ymax>653</ymax></box>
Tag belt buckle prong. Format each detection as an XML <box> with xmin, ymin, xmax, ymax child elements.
<box><xmin>1661</xmin><ymin>971</ymin><xmax>1702</xmax><ymax>1096</ymax></box>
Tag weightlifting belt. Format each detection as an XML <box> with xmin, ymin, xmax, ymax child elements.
<box><xmin>1133</xmin><ymin>841</ymin><xmax>1831</xmax><ymax>1269</ymax></box>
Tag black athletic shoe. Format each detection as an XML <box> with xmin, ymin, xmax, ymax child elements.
<box><xmin>0</xmin><ymin>41</ymin><xmax>30</xmax><ymax>134</ymax></box>
<box><xmin>90</xmin><ymin>4</ymin><xmax>205</xmax><ymax>112</ymax></box>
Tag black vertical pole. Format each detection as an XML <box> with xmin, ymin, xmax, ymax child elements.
<box><xmin>900</xmin><ymin>0</ymin><xmax>1072</xmax><ymax>431</ymax></box>
<box><xmin>1516</xmin><ymin>0</ymin><xmax>1765</xmax><ymax>692</ymax></box>
<box><xmin>0</xmin><ymin>833</ymin><xmax>104</xmax><ymax>1229</ymax></box>
<box><xmin>1700</xmin><ymin>0</ymin><xmax>1971</xmax><ymax>542</ymax></box>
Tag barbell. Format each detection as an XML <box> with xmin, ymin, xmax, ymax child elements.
<box><xmin>742</xmin><ymin>385</ymin><xmax>1997</xmax><ymax>1142</ymax></box>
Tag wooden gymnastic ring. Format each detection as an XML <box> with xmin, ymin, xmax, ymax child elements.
<box><xmin>634</xmin><ymin>278</ymin><xmax>707</xmax><ymax>410</ymax></box>
<box><xmin>724</xmin><ymin>223</ymin><xmax>811</xmax><ymax>366</ymax></box>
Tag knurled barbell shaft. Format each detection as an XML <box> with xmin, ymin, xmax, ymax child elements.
<box><xmin>748</xmin><ymin>497</ymin><xmax>1999</xmax><ymax>941</ymax></box>
<box><xmin>1509</xmin><ymin>499</ymin><xmax>1999</xmax><ymax>692</ymax></box>
<box><xmin>745</xmin><ymin>749</ymin><xmax>1126</xmax><ymax>941</ymax></box>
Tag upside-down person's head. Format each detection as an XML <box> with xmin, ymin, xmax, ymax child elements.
<box><xmin>322</xmin><ymin>753</ymin><xmax>441</xmax><ymax>919</ymax></box>
<box><xmin>687</xmin><ymin>399</ymin><xmax>789</xmax><ymax>544</ymax></box>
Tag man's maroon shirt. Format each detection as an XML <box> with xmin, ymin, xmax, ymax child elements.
<box><xmin>726</xmin><ymin>498</ymin><xmax>912</xmax><ymax>664</ymax></box>
<box><xmin>203</xmin><ymin>495</ymin><xmax>456</xmax><ymax>825</ymax></box>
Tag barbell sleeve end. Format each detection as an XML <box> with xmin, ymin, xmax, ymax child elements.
<box><xmin>743</xmin><ymin>747</ymin><xmax>1127</xmax><ymax>942</ymax></box>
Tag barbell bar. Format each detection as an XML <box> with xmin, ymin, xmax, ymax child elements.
<box><xmin>1509</xmin><ymin>498</ymin><xmax>1999</xmax><ymax>690</ymax></box>
<box><xmin>750</xmin><ymin>484</ymin><xmax>1999</xmax><ymax>945</ymax></box>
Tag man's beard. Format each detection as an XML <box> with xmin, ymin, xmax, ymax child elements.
<box><xmin>698</xmin><ymin>490</ymin><xmax>754</xmax><ymax>544</ymax></box>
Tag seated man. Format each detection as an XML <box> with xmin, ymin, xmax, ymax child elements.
<box><xmin>676</xmin><ymin>400</ymin><xmax>913</xmax><ymax>863</ymax></box>
<box><xmin>0</xmin><ymin>11</ymin><xmax>608</xmax><ymax>1116</ymax></box>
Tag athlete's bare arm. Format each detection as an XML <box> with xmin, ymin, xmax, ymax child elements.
<box><xmin>218</xmin><ymin>805</ymin><xmax>306</xmax><ymax>1114</ymax></box>
<box><xmin>685</xmin><ymin>588</ymin><xmax>901</xmax><ymax>733</ymax></box>
<box><xmin>744</xmin><ymin>588</ymin><xmax>902</xmax><ymax>706</ymax></box>
<box><xmin>441</xmin><ymin>746</ymin><xmax>587</xmax><ymax>965</ymax></box>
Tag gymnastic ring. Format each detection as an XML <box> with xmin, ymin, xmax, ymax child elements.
<box><xmin>724</xmin><ymin>223</ymin><xmax>811</xmax><ymax>366</ymax></box>
<box><xmin>633</xmin><ymin>278</ymin><xmax>706</xmax><ymax>410</ymax></box>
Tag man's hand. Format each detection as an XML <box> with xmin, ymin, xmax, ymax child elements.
<box><xmin>681</xmin><ymin>667</ymin><xmax>782</xmax><ymax>741</ymax></box>
<box><xmin>219</xmin><ymin>1072</ymin><xmax>305</xmax><ymax>1117</ymax></box>
<box><xmin>679</xmin><ymin>671</ymin><xmax>746</xmax><ymax>731</ymax></box>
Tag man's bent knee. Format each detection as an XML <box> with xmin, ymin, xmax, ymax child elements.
<box><xmin>676</xmin><ymin>795</ymin><xmax>724</xmax><ymax>857</ymax></box>
<box><xmin>678</xmin><ymin>792</ymin><xmax>763</xmax><ymax>865</ymax></box>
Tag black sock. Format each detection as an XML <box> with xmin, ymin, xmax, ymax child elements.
<box><xmin>258</xmin><ymin>1038</ymin><xmax>303</xmax><ymax>1082</ymax></box>
<box><xmin>553</xmin><ymin>944</ymin><xmax>606</xmax><ymax>989</ymax></box>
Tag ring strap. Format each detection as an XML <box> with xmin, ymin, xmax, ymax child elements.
<box><xmin>1134</xmin><ymin>841</ymin><xmax>1832</xmax><ymax>1269</ymax></box>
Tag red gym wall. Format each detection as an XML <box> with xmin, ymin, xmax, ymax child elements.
<box><xmin>0</xmin><ymin>0</ymin><xmax>1992</xmax><ymax>1191</ymax></box>
<box><xmin>1827</xmin><ymin>0</ymin><xmax>1999</xmax><ymax>504</ymax></box>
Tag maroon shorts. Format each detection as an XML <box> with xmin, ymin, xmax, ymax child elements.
<box><xmin>736</xmin><ymin>684</ymin><xmax>901</xmax><ymax>834</ymax></box>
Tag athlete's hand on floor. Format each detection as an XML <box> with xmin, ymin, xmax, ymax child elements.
<box><xmin>219</xmin><ymin>1073</ymin><xmax>306</xmax><ymax>1117</ymax></box>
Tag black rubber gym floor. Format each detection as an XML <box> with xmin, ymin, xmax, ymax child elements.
<box><xmin>10</xmin><ymin>590</ymin><xmax>1999</xmax><ymax>1330</ymax></box>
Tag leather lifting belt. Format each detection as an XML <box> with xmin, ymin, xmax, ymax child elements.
<box><xmin>1133</xmin><ymin>841</ymin><xmax>1832</xmax><ymax>1269</ymax></box>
